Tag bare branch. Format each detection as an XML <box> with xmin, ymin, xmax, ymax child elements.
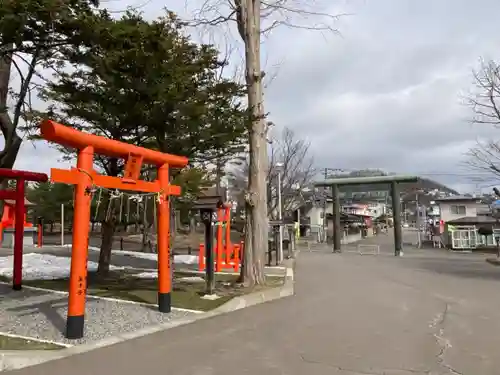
<box><xmin>464</xmin><ymin>59</ymin><xmax>500</xmax><ymax>179</ymax></box>
<box><xmin>13</xmin><ymin>49</ymin><xmax>40</xmax><ymax>128</ymax></box>
<box><xmin>184</xmin><ymin>0</ymin><xmax>345</xmax><ymax>85</ymax></box>
<box><xmin>467</xmin><ymin>59</ymin><xmax>500</xmax><ymax>127</ymax></box>
<box><xmin>229</xmin><ymin>126</ymin><xmax>316</xmax><ymax>219</ymax></box>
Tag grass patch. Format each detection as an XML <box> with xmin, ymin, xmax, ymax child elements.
<box><xmin>23</xmin><ymin>270</ymin><xmax>284</xmax><ymax>312</ymax></box>
<box><xmin>0</xmin><ymin>335</ymin><xmax>64</xmax><ymax>350</ymax></box>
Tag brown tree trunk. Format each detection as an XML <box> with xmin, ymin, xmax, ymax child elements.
<box><xmin>239</xmin><ymin>0</ymin><xmax>267</xmax><ymax>286</ymax></box>
<box><xmin>0</xmin><ymin>49</ymin><xmax>22</xmax><ymax>219</ymax></box>
<box><xmin>97</xmin><ymin>192</ymin><xmax>116</xmax><ymax>276</ymax></box>
<box><xmin>0</xmin><ymin>52</ymin><xmax>21</xmax><ymax>169</ymax></box>
<box><xmin>97</xmin><ymin>219</ymin><xmax>115</xmax><ymax>276</ymax></box>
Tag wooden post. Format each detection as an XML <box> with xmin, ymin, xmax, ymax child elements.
<box><xmin>216</xmin><ymin>207</ymin><xmax>224</xmax><ymax>272</ymax></box>
<box><xmin>66</xmin><ymin>146</ymin><xmax>94</xmax><ymax>339</ymax></box>
<box><xmin>157</xmin><ymin>164</ymin><xmax>171</xmax><ymax>313</ymax></box>
<box><xmin>61</xmin><ymin>203</ymin><xmax>65</xmax><ymax>246</ymax></box>
<box><xmin>332</xmin><ymin>184</ymin><xmax>341</xmax><ymax>252</ymax></box>
<box><xmin>37</xmin><ymin>217</ymin><xmax>44</xmax><ymax>248</ymax></box>
<box><xmin>12</xmin><ymin>179</ymin><xmax>25</xmax><ymax>290</ymax></box>
<box><xmin>391</xmin><ymin>181</ymin><xmax>403</xmax><ymax>256</ymax></box>
<box><xmin>201</xmin><ymin>208</ymin><xmax>215</xmax><ymax>294</ymax></box>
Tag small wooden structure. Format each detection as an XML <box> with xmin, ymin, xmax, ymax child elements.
<box><xmin>193</xmin><ymin>187</ymin><xmax>225</xmax><ymax>295</ymax></box>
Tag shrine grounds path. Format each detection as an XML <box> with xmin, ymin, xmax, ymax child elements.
<box><xmin>11</xmin><ymin>231</ymin><xmax>500</xmax><ymax>375</ymax></box>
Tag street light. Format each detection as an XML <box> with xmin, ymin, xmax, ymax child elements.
<box><xmin>275</xmin><ymin>162</ymin><xmax>284</xmax><ymax>263</ymax></box>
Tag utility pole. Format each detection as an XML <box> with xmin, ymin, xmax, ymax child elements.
<box><xmin>277</xmin><ymin>169</ymin><xmax>283</xmax><ymax>263</ymax></box>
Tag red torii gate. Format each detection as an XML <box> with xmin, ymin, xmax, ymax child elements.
<box><xmin>40</xmin><ymin>119</ymin><xmax>189</xmax><ymax>339</ymax></box>
<box><xmin>0</xmin><ymin>168</ymin><xmax>48</xmax><ymax>290</ymax></box>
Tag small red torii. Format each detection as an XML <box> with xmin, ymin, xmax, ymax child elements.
<box><xmin>0</xmin><ymin>168</ymin><xmax>48</xmax><ymax>290</ymax></box>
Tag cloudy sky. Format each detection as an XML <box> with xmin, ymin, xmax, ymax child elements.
<box><xmin>7</xmin><ymin>0</ymin><xmax>500</xmax><ymax>192</ymax></box>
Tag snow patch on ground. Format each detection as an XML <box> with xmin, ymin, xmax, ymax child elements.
<box><xmin>201</xmin><ymin>294</ymin><xmax>220</xmax><ymax>300</ymax></box>
<box><xmin>87</xmin><ymin>247</ymin><xmax>200</xmax><ymax>265</ymax></box>
<box><xmin>178</xmin><ymin>276</ymin><xmax>205</xmax><ymax>283</ymax></box>
<box><xmin>0</xmin><ymin>253</ymin><xmax>123</xmax><ymax>280</ymax></box>
<box><xmin>132</xmin><ymin>273</ymin><xmax>204</xmax><ymax>282</ymax></box>
<box><xmin>134</xmin><ymin>271</ymin><xmax>158</xmax><ymax>279</ymax></box>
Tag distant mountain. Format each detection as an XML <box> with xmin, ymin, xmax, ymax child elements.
<box><xmin>400</xmin><ymin>177</ymin><xmax>459</xmax><ymax>198</ymax></box>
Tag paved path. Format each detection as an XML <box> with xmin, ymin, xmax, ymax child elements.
<box><xmin>11</xmin><ymin>233</ymin><xmax>500</xmax><ymax>375</ymax></box>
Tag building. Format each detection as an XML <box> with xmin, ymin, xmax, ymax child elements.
<box><xmin>299</xmin><ymin>197</ymin><xmax>388</xmax><ymax>242</ymax></box>
<box><xmin>435</xmin><ymin>195</ymin><xmax>497</xmax><ymax>250</ymax></box>
<box><xmin>342</xmin><ymin>202</ymin><xmax>386</xmax><ymax>217</ymax></box>
<box><xmin>435</xmin><ymin>195</ymin><xmax>484</xmax><ymax>223</ymax></box>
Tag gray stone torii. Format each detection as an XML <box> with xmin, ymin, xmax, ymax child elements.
<box><xmin>314</xmin><ymin>175</ymin><xmax>419</xmax><ymax>256</ymax></box>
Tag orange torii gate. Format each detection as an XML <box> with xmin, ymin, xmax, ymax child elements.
<box><xmin>40</xmin><ymin>120</ymin><xmax>188</xmax><ymax>339</ymax></box>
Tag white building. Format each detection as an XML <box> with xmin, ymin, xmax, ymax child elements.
<box><xmin>435</xmin><ymin>196</ymin><xmax>484</xmax><ymax>223</ymax></box>
<box><xmin>342</xmin><ymin>202</ymin><xmax>386</xmax><ymax>218</ymax></box>
<box><xmin>435</xmin><ymin>195</ymin><xmax>495</xmax><ymax>250</ymax></box>
<box><xmin>303</xmin><ymin>200</ymin><xmax>387</xmax><ymax>230</ymax></box>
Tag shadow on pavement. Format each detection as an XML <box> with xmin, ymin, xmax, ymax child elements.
<box><xmin>406</xmin><ymin>256</ymin><xmax>500</xmax><ymax>281</ymax></box>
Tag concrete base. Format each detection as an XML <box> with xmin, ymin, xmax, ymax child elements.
<box><xmin>0</xmin><ymin>351</ymin><xmax>61</xmax><ymax>371</ymax></box>
<box><xmin>1</xmin><ymin>227</ymin><xmax>37</xmax><ymax>248</ymax></box>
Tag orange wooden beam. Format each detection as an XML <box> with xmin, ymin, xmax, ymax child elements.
<box><xmin>40</xmin><ymin>120</ymin><xmax>189</xmax><ymax>168</ymax></box>
<box><xmin>50</xmin><ymin>168</ymin><xmax>181</xmax><ymax>196</ymax></box>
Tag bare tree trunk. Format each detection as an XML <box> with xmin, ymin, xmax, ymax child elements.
<box><xmin>97</xmin><ymin>192</ymin><xmax>116</xmax><ymax>276</ymax></box>
<box><xmin>0</xmin><ymin>50</ymin><xmax>21</xmax><ymax>219</ymax></box>
<box><xmin>141</xmin><ymin>197</ymin><xmax>148</xmax><ymax>251</ymax></box>
<box><xmin>0</xmin><ymin>51</ymin><xmax>22</xmax><ymax>170</ymax></box>
<box><xmin>239</xmin><ymin>0</ymin><xmax>267</xmax><ymax>286</ymax></box>
<box><xmin>98</xmin><ymin>219</ymin><xmax>115</xmax><ymax>276</ymax></box>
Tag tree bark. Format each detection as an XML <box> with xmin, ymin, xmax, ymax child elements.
<box><xmin>97</xmin><ymin>218</ymin><xmax>115</xmax><ymax>276</ymax></box>
<box><xmin>97</xmin><ymin>191</ymin><xmax>116</xmax><ymax>276</ymax></box>
<box><xmin>0</xmin><ymin>49</ymin><xmax>22</xmax><ymax>218</ymax></box>
<box><xmin>239</xmin><ymin>0</ymin><xmax>267</xmax><ymax>286</ymax></box>
<box><xmin>0</xmin><ymin>51</ymin><xmax>22</xmax><ymax>169</ymax></box>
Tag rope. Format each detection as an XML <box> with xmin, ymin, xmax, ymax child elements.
<box><xmin>75</xmin><ymin>168</ymin><xmax>168</xmax><ymax>226</ymax></box>
<box><xmin>76</xmin><ymin>167</ymin><xmax>166</xmax><ymax>202</ymax></box>
<box><xmin>93</xmin><ymin>188</ymin><xmax>102</xmax><ymax>221</ymax></box>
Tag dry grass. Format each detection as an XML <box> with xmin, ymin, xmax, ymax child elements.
<box><xmin>23</xmin><ymin>270</ymin><xmax>284</xmax><ymax>312</ymax></box>
<box><xmin>0</xmin><ymin>335</ymin><xmax>64</xmax><ymax>350</ymax></box>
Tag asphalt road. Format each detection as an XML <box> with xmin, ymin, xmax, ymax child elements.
<box><xmin>11</xmin><ymin>232</ymin><xmax>500</xmax><ymax>375</ymax></box>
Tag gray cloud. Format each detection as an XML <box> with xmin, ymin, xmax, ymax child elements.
<box><xmin>11</xmin><ymin>0</ymin><xmax>500</xmax><ymax>193</ymax></box>
<box><xmin>264</xmin><ymin>0</ymin><xmax>500</xmax><ymax>191</ymax></box>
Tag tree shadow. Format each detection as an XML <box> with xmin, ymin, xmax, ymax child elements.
<box><xmin>6</xmin><ymin>296</ymin><xmax>68</xmax><ymax>334</ymax></box>
<box><xmin>408</xmin><ymin>257</ymin><xmax>500</xmax><ymax>282</ymax></box>
<box><xmin>0</xmin><ymin>283</ymin><xmax>53</xmax><ymax>301</ymax></box>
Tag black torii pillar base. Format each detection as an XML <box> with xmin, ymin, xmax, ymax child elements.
<box><xmin>391</xmin><ymin>181</ymin><xmax>403</xmax><ymax>256</ymax></box>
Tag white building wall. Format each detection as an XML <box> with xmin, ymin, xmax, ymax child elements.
<box><xmin>439</xmin><ymin>202</ymin><xmax>481</xmax><ymax>223</ymax></box>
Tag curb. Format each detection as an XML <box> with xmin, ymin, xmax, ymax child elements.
<box><xmin>0</xmin><ymin>257</ymin><xmax>296</xmax><ymax>372</ymax></box>
<box><xmin>0</xmin><ymin>351</ymin><xmax>63</xmax><ymax>372</ymax></box>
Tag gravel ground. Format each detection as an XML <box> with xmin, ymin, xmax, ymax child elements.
<box><xmin>0</xmin><ymin>284</ymin><xmax>195</xmax><ymax>346</ymax></box>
